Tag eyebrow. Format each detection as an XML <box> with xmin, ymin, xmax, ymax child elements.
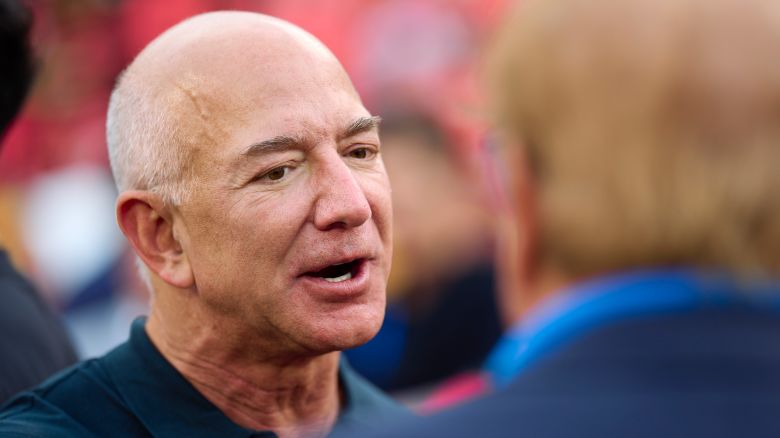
<box><xmin>239</xmin><ymin>115</ymin><xmax>382</xmax><ymax>159</ymax></box>
<box><xmin>239</xmin><ymin>135</ymin><xmax>303</xmax><ymax>159</ymax></box>
<box><xmin>341</xmin><ymin>115</ymin><xmax>382</xmax><ymax>140</ymax></box>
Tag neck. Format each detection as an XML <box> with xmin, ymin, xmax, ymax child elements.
<box><xmin>145</xmin><ymin>307</ymin><xmax>342</xmax><ymax>438</ymax></box>
<box><xmin>511</xmin><ymin>264</ymin><xmax>574</xmax><ymax>325</ymax></box>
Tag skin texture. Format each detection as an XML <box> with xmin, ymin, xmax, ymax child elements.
<box><xmin>114</xmin><ymin>12</ymin><xmax>392</xmax><ymax>438</ymax></box>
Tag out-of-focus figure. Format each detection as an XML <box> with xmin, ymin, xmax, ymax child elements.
<box><xmin>352</xmin><ymin>0</ymin><xmax>780</xmax><ymax>436</ymax></box>
<box><xmin>0</xmin><ymin>0</ymin><xmax>78</xmax><ymax>404</ymax></box>
<box><xmin>346</xmin><ymin>112</ymin><xmax>501</xmax><ymax>393</ymax></box>
<box><xmin>341</xmin><ymin>0</ymin><xmax>508</xmax><ymax>400</ymax></box>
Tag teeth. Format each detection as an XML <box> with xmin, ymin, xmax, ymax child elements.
<box><xmin>324</xmin><ymin>272</ymin><xmax>353</xmax><ymax>283</ymax></box>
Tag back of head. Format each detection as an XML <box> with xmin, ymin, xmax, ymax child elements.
<box><xmin>0</xmin><ymin>0</ymin><xmax>34</xmax><ymax>140</ymax></box>
<box><xmin>490</xmin><ymin>0</ymin><xmax>780</xmax><ymax>278</ymax></box>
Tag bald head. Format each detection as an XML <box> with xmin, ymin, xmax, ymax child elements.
<box><xmin>107</xmin><ymin>11</ymin><xmax>358</xmax><ymax>204</ymax></box>
<box><xmin>490</xmin><ymin>0</ymin><xmax>780</xmax><ymax>276</ymax></box>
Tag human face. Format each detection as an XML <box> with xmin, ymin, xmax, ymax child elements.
<box><xmin>171</xmin><ymin>50</ymin><xmax>392</xmax><ymax>357</ymax></box>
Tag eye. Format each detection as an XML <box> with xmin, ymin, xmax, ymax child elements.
<box><xmin>257</xmin><ymin>165</ymin><xmax>292</xmax><ymax>183</ymax></box>
<box><xmin>266</xmin><ymin>167</ymin><xmax>288</xmax><ymax>180</ymax></box>
<box><xmin>347</xmin><ymin>146</ymin><xmax>376</xmax><ymax>160</ymax></box>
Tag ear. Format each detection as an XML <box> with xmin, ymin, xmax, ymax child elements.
<box><xmin>116</xmin><ymin>191</ymin><xmax>194</xmax><ymax>289</ymax></box>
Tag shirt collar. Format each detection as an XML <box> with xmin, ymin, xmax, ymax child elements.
<box><xmin>485</xmin><ymin>269</ymin><xmax>780</xmax><ymax>388</ymax></box>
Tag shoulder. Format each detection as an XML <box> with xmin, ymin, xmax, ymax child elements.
<box><xmin>347</xmin><ymin>306</ymin><xmax>780</xmax><ymax>438</ymax></box>
<box><xmin>0</xmin><ymin>361</ymin><xmax>107</xmax><ymax>436</ymax></box>
<box><xmin>0</xmin><ymin>390</ymin><xmax>95</xmax><ymax>437</ymax></box>
<box><xmin>0</xmin><ymin>356</ymin><xmax>147</xmax><ymax>436</ymax></box>
<box><xmin>337</xmin><ymin>388</ymin><xmax>530</xmax><ymax>438</ymax></box>
<box><xmin>340</xmin><ymin>359</ymin><xmax>409</xmax><ymax>419</ymax></box>
<box><xmin>331</xmin><ymin>359</ymin><xmax>412</xmax><ymax>436</ymax></box>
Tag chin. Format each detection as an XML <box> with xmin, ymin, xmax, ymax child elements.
<box><xmin>306</xmin><ymin>302</ymin><xmax>386</xmax><ymax>353</ymax></box>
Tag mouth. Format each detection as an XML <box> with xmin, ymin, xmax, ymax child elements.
<box><xmin>302</xmin><ymin>259</ymin><xmax>364</xmax><ymax>283</ymax></box>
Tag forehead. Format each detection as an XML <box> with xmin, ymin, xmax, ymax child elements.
<box><xmin>172</xmin><ymin>72</ymin><xmax>369</xmax><ymax>165</ymax></box>
<box><xmin>155</xmin><ymin>26</ymin><xmax>367</xmax><ymax>162</ymax></box>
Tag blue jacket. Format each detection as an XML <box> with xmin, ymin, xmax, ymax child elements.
<box><xmin>357</xmin><ymin>271</ymin><xmax>780</xmax><ymax>438</ymax></box>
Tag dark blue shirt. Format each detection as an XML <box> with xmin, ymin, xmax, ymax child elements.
<box><xmin>0</xmin><ymin>318</ymin><xmax>407</xmax><ymax>437</ymax></box>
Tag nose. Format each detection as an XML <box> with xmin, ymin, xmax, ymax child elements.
<box><xmin>312</xmin><ymin>158</ymin><xmax>372</xmax><ymax>231</ymax></box>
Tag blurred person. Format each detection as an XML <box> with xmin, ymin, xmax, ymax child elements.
<box><xmin>0</xmin><ymin>0</ymin><xmax>78</xmax><ymax>404</ymax></box>
<box><xmin>345</xmin><ymin>113</ymin><xmax>501</xmax><ymax>392</ymax></box>
<box><xmin>349</xmin><ymin>0</ymin><xmax>780</xmax><ymax>436</ymax></box>
<box><xmin>0</xmin><ymin>11</ymin><xmax>405</xmax><ymax>438</ymax></box>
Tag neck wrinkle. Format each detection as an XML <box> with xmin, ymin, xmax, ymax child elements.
<box><xmin>145</xmin><ymin>309</ymin><xmax>342</xmax><ymax>438</ymax></box>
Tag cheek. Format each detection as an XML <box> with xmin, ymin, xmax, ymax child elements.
<box><xmin>185</xmin><ymin>191</ymin><xmax>309</xmax><ymax>287</ymax></box>
<box><xmin>364</xmin><ymin>175</ymin><xmax>394</xmax><ymax>266</ymax></box>
<box><xmin>228</xmin><ymin>189</ymin><xmax>313</xmax><ymax>272</ymax></box>
<box><xmin>372</xmin><ymin>176</ymin><xmax>394</xmax><ymax>237</ymax></box>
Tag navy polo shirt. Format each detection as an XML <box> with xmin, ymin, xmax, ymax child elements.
<box><xmin>0</xmin><ymin>318</ymin><xmax>408</xmax><ymax>437</ymax></box>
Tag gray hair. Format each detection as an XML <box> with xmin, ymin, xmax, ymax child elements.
<box><xmin>106</xmin><ymin>70</ymin><xmax>192</xmax><ymax>206</ymax></box>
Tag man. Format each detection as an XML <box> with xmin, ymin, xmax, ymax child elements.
<box><xmin>0</xmin><ymin>11</ymin><xmax>402</xmax><ymax>438</ymax></box>
<box><xmin>0</xmin><ymin>0</ymin><xmax>78</xmax><ymax>403</ymax></box>
<box><xmin>353</xmin><ymin>0</ymin><xmax>780</xmax><ymax>436</ymax></box>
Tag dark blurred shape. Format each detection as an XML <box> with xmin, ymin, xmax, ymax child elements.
<box><xmin>0</xmin><ymin>0</ymin><xmax>78</xmax><ymax>404</ymax></box>
<box><xmin>346</xmin><ymin>112</ymin><xmax>501</xmax><ymax>392</ymax></box>
<box><xmin>0</xmin><ymin>251</ymin><xmax>77</xmax><ymax>403</ymax></box>
<box><xmin>0</xmin><ymin>0</ymin><xmax>34</xmax><ymax>138</ymax></box>
<box><xmin>392</xmin><ymin>265</ymin><xmax>498</xmax><ymax>390</ymax></box>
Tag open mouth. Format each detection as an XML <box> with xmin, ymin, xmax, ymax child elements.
<box><xmin>304</xmin><ymin>259</ymin><xmax>363</xmax><ymax>283</ymax></box>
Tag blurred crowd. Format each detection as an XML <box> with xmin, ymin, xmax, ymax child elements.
<box><xmin>0</xmin><ymin>0</ymin><xmax>506</xmax><ymax>396</ymax></box>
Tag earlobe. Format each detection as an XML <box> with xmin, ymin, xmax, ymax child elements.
<box><xmin>116</xmin><ymin>191</ymin><xmax>194</xmax><ymax>289</ymax></box>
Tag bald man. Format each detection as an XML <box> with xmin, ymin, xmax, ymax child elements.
<box><xmin>349</xmin><ymin>0</ymin><xmax>780</xmax><ymax>436</ymax></box>
<box><xmin>0</xmin><ymin>11</ymin><xmax>405</xmax><ymax>438</ymax></box>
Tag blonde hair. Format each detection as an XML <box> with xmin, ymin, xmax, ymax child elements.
<box><xmin>489</xmin><ymin>0</ymin><xmax>780</xmax><ymax>277</ymax></box>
